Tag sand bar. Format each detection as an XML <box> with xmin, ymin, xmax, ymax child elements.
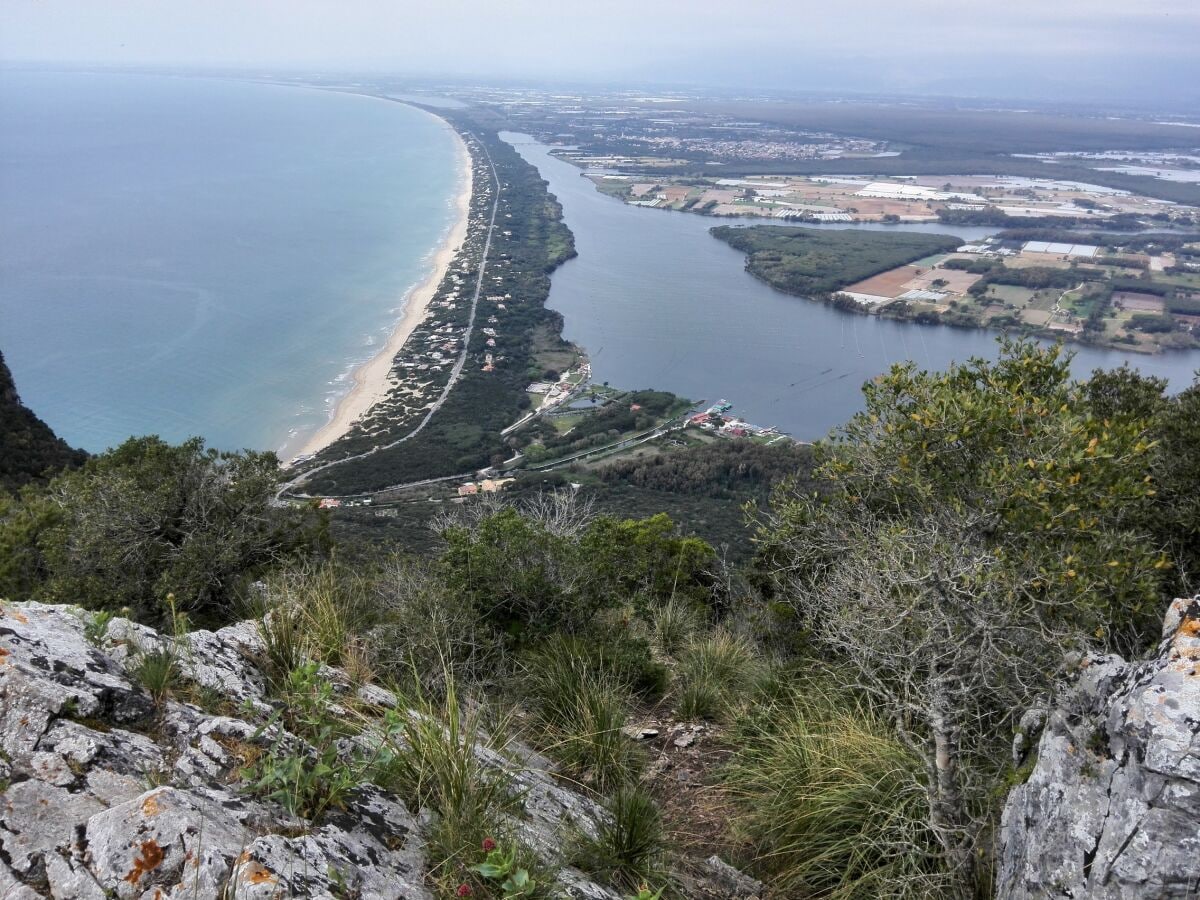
<box><xmin>293</xmin><ymin>115</ymin><xmax>472</xmax><ymax>458</ymax></box>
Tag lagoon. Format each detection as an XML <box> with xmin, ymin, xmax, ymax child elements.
<box><xmin>507</xmin><ymin>133</ymin><xmax>1199</xmax><ymax>439</ymax></box>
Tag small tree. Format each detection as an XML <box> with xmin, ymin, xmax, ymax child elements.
<box><xmin>755</xmin><ymin>341</ymin><xmax>1168</xmax><ymax>892</ymax></box>
<box><xmin>0</xmin><ymin>436</ymin><xmax>326</xmax><ymax>626</ymax></box>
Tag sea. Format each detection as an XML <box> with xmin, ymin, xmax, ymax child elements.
<box><xmin>505</xmin><ymin>133</ymin><xmax>1200</xmax><ymax>440</ymax></box>
<box><xmin>0</xmin><ymin>71</ymin><xmax>463</xmax><ymax>454</ymax></box>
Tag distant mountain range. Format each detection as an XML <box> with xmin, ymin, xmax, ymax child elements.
<box><xmin>0</xmin><ymin>350</ymin><xmax>86</xmax><ymax>491</ymax></box>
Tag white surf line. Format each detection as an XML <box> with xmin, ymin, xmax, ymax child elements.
<box><xmin>280</xmin><ymin>131</ymin><xmax>501</xmax><ymax>499</ymax></box>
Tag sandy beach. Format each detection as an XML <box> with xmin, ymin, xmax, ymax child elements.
<box><xmin>293</xmin><ymin>117</ymin><xmax>473</xmax><ymax>458</ymax></box>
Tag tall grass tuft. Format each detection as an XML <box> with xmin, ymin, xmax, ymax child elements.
<box><xmin>521</xmin><ymin>636</ymin><xmax>642</xmax><ymax>791</ymax></box>
<box><xmin>372</xmin><ymin>678</ymin><xmax>517</xmax><ymax>883</ymax></box>
<box><xmin>649</xmin><ymin>596</ymin><xmax>703</xmax><ymax>658</ymax></box>
<box><xmin>674</xmin><ymin>628</ymin><xmax>764</xmax><ymax>722</ymax></box>
<box><xmin>572</xmin><ymin>784</ymin><xmax>668</xmax><ymax>891</ymax></box>
<box><xmin>249</xmin><ymin>561</ymin><xmax>373</xmax><ymax>693</ymax></box>
<box><xmin>257</xmin><ymin>599</ymin><xmax>310</xmax><ymax>693</ymax></box>
<box><xmin>135</xmin><ymin>648</ymin><xmax>179</xmax><ymax>705</ymax></box>
<box><xmin>723</xmin><ymin>689</ymin><xmax>956</xmax><ymax>899</ymax></box>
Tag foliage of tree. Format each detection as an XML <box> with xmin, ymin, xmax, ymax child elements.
<box><xmin>0</xmin><ymin>436</ymin><xmax>327</xmax><ymax>626</ymax></box>
<box><xmin>754</xmin><ymin>341</ymin><xmax>1170</xmax><ymax>893</ymax></box>
<box><xmin>438</xmin><ymin>502</ymin><xmax>717</xmax><ymax>640</ymax></box>
<box><xmin>0</xmin><ymin>351</ymin><xmax>87</xmax><ymax>493</ymax></box>
<box><xmin>600</xmin><ymin>440</ymin><xmax>814</xmax><ymax>499</ymax></box>
<box><xmin>1084</xmin><ymin>364</ymin><xmax>1200</xmax><ymax>591</ymax></box>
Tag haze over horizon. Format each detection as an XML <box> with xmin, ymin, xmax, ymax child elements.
<box><xmin>3</xmin><ymin>0</ymin><xmax>1199</xmax><ymax>110</ymax></box>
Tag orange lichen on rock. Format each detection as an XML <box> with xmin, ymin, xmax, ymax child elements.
<box><xmin>124</xmin><ymin>839</ymin><xmax>165</xmax><ymax>885</ymax></box>
<box><xmin>141</xmin><ymin>792</ymin><xmax>162</xmax><ymax>816</ymax></box>
<box><xmin>237</xmin><ymin>859</ymin><xmax>278</xmax><ymax>886</ymax></box>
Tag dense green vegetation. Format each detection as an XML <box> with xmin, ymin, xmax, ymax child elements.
<box><xmin>329</xmin><ymin>439</ymin><xmax>815</xmax><ymax>562</ymax></box>
<box><xmin>600</xmin><ymin>439</ymin><xmax>813</xmax><ymax>499</ymax></box>
<box><xmin>712</xmin><ymin>225</ymin><xmax>959</xmax><ymax>297</ymax></box>
<box><xmin>5</xmin><ymin>334</ymin><xmax>1200</xmax><ymax>898</ymax></box>
<box><xmin>0</xmin><ymin>436</ymin><xmax>326</xmax><ymax>627</ymax></box>
<box><xmin>517</xmin><ymin>389</ymin><xmax>687</xmax><ymax>465</ymax></box>
<box><xmin>0</xmin><ymin>351</ymin><xmax>86</xmax><ymax>492</ymax></box>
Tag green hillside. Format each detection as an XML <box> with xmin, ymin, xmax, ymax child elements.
<box><xmin>0</xmin><ymin>351</ymin><xmax>86</xmax><ymax>492</ymax></box>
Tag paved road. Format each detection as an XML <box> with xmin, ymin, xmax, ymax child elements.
<box><xmin>280</xmin><ymin>133</ymin><xmax>501</xmax><ymax>499</ymax></box>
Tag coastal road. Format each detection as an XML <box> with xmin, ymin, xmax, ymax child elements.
<box><xmin>279</xmin><ymin>131</ymin><xmax>501</xmax><ymax>500</ymax></box>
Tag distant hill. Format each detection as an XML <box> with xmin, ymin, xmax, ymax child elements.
<box><xmin>0</xmin><ymin>351</ymin><xmax>86</xmax><ymax>492</ymax></box>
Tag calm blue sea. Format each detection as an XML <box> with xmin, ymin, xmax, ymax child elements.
<box><xmin>0</xmin><ymin>71</ymin><xmax>462</xmax><ymax>454</ymax></box>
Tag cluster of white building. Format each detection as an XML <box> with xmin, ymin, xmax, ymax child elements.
<box><xmin>854</xmin><ymin>182</ymin><xmax>981</xmax><ymax>202</ymax></box>
<box><xmin>1022</xmin><ymin>241</ymin><xmax>1100</xmax><ymax>258</ymax></box>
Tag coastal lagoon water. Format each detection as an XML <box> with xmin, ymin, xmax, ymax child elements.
<box><xmin>0</xmin><ymin>72</ymin><xmax>463</xmax><ymax>453</ymax></box>
<box><xmin>506</xmin><ymin>134</ymin><xmax>1200</xmax><ymax>440</ymax></box>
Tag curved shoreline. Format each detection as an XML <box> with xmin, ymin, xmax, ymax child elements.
<box><xmin>291</xmin><ymin>114</ymin><xmax>473</xmax><ymax>459</ymax></box>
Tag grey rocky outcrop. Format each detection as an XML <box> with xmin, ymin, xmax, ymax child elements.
<box><xmin>0</xmin><ymin>601</ymin><xmax>633</xmax><ymax>899</ymax></box>
<box><xmin>997</xmin><ymin>596</ymin><xmax>1200</xmax><ymax>899</ymax></box>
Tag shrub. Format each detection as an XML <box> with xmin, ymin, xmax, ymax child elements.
<box><xmin>7</xmin><ymin>436</ymin><xmax>325</xmax><ymax>628</ymax></box>
<box><xmin>572</xmin><ymin>785</ymin><xmax>668</xmax><ymax>891</ymax></box>
<box><xmin>673</xmin><ymin>629</ymin><xmax>764</xmax><ymax>721</ymax></box>
<box><xmin>368</xmin><ymin>557</ymin><xmax>502</xmax><ymax>696</ymax></box>
<box><xmin>521</xmin><ymin>639</ymin><xmax>642</xmax><ymax>790</ymax></box>
<box><xmin>242</xmin><ymin>662</ymin><xmax>371</xmax><ymax>823</ymax></box>
<box><xmin>724</xmin><ymin>690</ymin><xmax>955</xmax><ymax>899</ymax></box>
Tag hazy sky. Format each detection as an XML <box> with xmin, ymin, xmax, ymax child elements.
<box><xmin>4</xmin><ymin>0</ymin><xmax>1199</xmax><ymax>106</ymax></box>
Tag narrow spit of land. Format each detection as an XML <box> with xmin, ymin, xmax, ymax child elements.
<box><xmin>294</xmin><ymin>113</ymin><xmax>474</xmax><ymax>458</ymax></box>
<box><xmin>281</xmin><ymin>130</ymin><xmax>501</xmax><ymax>497</ymax></box>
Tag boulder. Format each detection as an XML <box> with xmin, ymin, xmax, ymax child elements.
<box><xmin>997</xmin><ymin>596</ymin><xmax>1200</xmax><ymax>899</ymax></box>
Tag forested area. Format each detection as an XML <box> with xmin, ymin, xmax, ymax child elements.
<box><xmin>711</xmin><ymin>225</ymin><xmax>959</xmax><ymax>297</ymax></box>
<box><xmin>600</xmin><ymin>439</ymin><xmax>813</xmax><ymax>499</ymax></box>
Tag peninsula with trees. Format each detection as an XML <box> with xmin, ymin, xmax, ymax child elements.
<box><xmin>714</xmin><ymin>224</ymin><xmax>1200</xmax><ymax>351</ymax></box>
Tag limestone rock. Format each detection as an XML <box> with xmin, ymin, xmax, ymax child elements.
<box><xmin>997</xmin><ymin>596</ymin><xmax>1200</xmax><ymax>899</ymax></box>
<box><xmin>82</xmin><ymin>787</ymin><xmax>250</xmax><ymax>900</ymax></box>
<box><xmin>0</xmin><ymin>600</ymin><xmax>757</xmax><ymax>899</ymax></box>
